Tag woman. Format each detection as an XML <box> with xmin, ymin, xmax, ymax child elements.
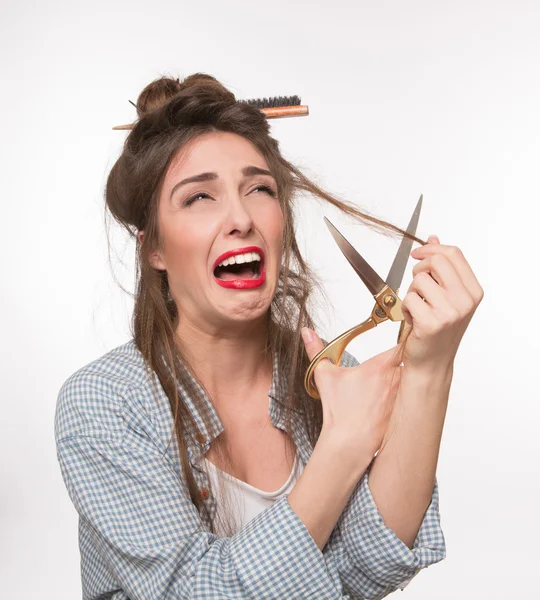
<box><xmin>55</xmin><ymin>74</ymin><xmax>483</xmax><ymax>599</ymax></box>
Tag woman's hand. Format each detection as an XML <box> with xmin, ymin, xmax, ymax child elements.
<box><xmin>400</xmin><ymin>235</ymin><xmax>484</xmax><ymax>373</ymax></box>
<box><xmin>301</xmin><ymin>328</ymin><xmax>403</xmax><ymax>457</ymax></box>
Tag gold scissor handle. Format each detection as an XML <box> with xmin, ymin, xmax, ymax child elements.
<box><xmin>304</xmin><ymin>317</ymin><xmax>377</xmax><ymax>399</ymax></box>
<box><xmin>304</xmin><ymin>284</ymin><xmax>404</xmax><ymax>399</ymax></box>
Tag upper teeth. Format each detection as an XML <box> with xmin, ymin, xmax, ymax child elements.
<box><xmin>217</xmin><ymin>252</ymin><xmax>262</xmax><ymax>267</ymax></box>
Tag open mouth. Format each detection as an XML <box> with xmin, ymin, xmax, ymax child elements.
<box><xmin>212</xmin><ymin>247</ymin><xmax>266</xmax><ymax>289</ymax></box>
<box><xmin>214</xmin><ymin>259</ymin><xmax>262</xmax><ymax>281</ymax></box>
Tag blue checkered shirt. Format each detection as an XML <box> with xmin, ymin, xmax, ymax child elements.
<box><xmin>55</xmin><ymin>339</ymin><xmax>446</xmax><ymax>599</ymax></box>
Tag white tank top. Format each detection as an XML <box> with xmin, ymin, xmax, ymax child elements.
<box><xmin>203</xmin><ymin>453</ymin><xmax>303</xmax><ymax>536</ymax></box>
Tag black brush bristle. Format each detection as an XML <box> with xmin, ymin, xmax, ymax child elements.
<box><xmin>239</xmin><ymin>95</ymin><xmax>301</xmax><ymax>109</ymax></box>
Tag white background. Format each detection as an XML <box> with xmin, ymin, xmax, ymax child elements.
<box><xmin>2</xmin><ymin>0</ymin><xmax>539</xmax><ymax>598</ymax></box>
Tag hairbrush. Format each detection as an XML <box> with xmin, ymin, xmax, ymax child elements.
<box><xmin>112</xmin><ymin>95</ymin><xmax>309</xmax><ymax>130</ymax></box>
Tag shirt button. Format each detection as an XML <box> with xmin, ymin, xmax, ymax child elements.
<box><xmin>200</xmin><ymin>487</ymin><xmax>209</xmax><ymax>499</ymax></box>
<box><xmin>196</xmin><ymin>433</ymin><xmax>206</xmax><ymax>444</ymax></box>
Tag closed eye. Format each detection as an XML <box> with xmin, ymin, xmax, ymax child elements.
<box><xmin>183</xmin><ymin>185</ymin><xmax>277</xmax><ymax>207</ymax></box>
<box><xmin>183</xmin><ymin>192</ymin><xmax>212</xmax><ymax>207</ymax></box>
<box><xmin>251</xmin><ymin>184</ymin><xmax>277</xmax><ymax>197</ymax></box>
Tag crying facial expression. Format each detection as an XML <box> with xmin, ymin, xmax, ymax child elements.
<box><xmin>151</xmin><ymin>131</ymin><xmax>284</xmax><ymax>329</ymax></box>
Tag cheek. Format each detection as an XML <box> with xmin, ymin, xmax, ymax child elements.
<box><xmin>261</xmin><ymin>202</ymin><xmax>284</xmax><ymax>245</ymax></box>
<box><xmin>160</xmin><ymin>220</ymin><xmax>212</xmax><ymax>276</ymax></box>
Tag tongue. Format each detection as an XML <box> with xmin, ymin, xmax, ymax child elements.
<box><xmin>218</xmin><ymin>266</ymin><xmax>254</xmax><ymax>281</ymax></box>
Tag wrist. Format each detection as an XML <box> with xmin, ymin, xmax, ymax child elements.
<box><xmin>398</xmin><ymin>361</ymin><xmax>454</xmax><ymax>411</ymax></box>
<box><xmin>402</xmin><ymin>359</ymin><xmax>454</xmax><ymax>385</ymax></box>
<box><xmin>317</xmin><ymin>426</ymin><xmax>375</xmax><ymax>476</ymax></box>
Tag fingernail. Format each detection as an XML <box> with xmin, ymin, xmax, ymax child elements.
<box><xmin>301</xmin><ymin>327</ymin><xmax>313</xmax><ymax>343</ymax></box>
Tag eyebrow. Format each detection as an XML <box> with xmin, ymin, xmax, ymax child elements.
<box><xmin>169</xmin><ymin>166</ymin><xmax>275</xmax><ymax>201</ymax></box>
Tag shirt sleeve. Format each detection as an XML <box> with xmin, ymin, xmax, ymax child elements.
<box><xmin>55</xmin><ymin>380</ymin><xmax>350</xmax><ymax>599</ymax></box>
<box><xmin>327</xmin><ymin>467</ymin><xmax>446</xmax><ymax>600</ymax></box>
<box><xmin>325</xmin><ymin>350</ymin><xmax>446</xmax><ymax>600</ymax></box>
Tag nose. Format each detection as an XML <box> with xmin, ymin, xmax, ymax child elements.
<box><xmin>221</xmin><ymin>193</ymin><xmax>254</xmax><ymax>238</ymax></box>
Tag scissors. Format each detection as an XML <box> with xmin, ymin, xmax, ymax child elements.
<box><xmin>304</xmin><ymin>194</ymin><xmax>423</xmax><ymax>399</ymax></box>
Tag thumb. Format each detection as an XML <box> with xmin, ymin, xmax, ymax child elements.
<box><xmin>301</xmin><ymin>327</ymin><xmax>326</xmax><ymax>362</ymax></box>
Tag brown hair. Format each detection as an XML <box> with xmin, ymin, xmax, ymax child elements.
<box><xmin>105</xmin><ymin>72</ymin><xmax>424</xmax><ymax>534</ymax></box>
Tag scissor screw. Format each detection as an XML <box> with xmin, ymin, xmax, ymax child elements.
<box><xmin>383</xmin><ymin>295</ymin><xmax>396</xmax><ymax>307</ymax></box>
<box><xmin>375</xmin><ymin>306</ymin><xmax>386</xmax><ymax>318</ymax></box>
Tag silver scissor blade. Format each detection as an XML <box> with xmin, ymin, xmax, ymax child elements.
<box><xmin>385</xmin><ymin>194</ymin><xmax>423</xmax><ymax>292</ymax></box>
<box><xmin>324</xmin><ymin>217</ymin><xmax>387</xmax><ymax>296</ymax></box>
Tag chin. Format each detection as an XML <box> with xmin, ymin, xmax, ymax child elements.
<box><xmin>215</xmin><ymin>284</ymin><xmax>276</xmax><ymax>322</ymax></box>
<box><xmin>225</xmin><ymin>296</ymin><xmax>272</xmax><ymax>321</ymax></box>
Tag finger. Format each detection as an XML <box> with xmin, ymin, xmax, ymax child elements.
<box><xmin>301</xmin><ymin>327</ymin><xmax>325</xmax><ymax>361</ymax></box>
<box><xmin>409</xmin><ymin>272</ymin><xmax>452</xmax><ymax>312</ymax></box>
<box><xmin>301</xmin><ymin>327</ymin><xmax>334</xmax><ymax>396</ymax></box>
<box><xmin>402</xmin><ymin>289</ymin><xmax>433</xmax><ymax>326</ymax></box>
<box><xmin>412</xmin><ymin>238</ymin><xmax>441</xmax><ymax>286</ymax></box>
<box><xmin>411</xmin><ymin>243</ymin><xmax>483</xmax><ymax>301</ymax></box>
<box><xmin>412</xmin><ymin>254</ymin><xmax>467</xmax><ymax>295</ymax></box>
<box><xmin>412</xmin><ymin>255</ymin><xmax>474</xmax><ymax>315</ymax></box>
<box><xmin>301</xmin><ymin>328</ymin><xmax>334</xmax><ymax>372</ymax></box>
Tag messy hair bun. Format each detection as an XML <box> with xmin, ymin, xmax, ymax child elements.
<box><xmin>134</xmin><ymin>73</ymin><xmax>236</xmax><ymax>119</ymax></box>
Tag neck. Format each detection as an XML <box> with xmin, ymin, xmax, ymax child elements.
<box><xmin>175</xmin><ymin>314</ymin><xmax>273</xmax><ymax>407</ymax></box>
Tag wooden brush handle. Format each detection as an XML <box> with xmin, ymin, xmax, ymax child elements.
<box><xmin>261</xmin><ymin>105</ymin><xmax>309</xmax><ymax>118</ymax></box>
<box><xmin>112</xmin><ymin>105</ymin><xmax>309</xmax><ymax>129</ymax></box>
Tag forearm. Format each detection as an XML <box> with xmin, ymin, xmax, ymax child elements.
<box><xmin>368</xmin><ymin>363</ymin><xmax>452</xmax><ymax>549</ymax></box>
<box><xmin>288</xmin><ymin>429</ymin><xmax>374</xmax><ymax>551</ymax></box>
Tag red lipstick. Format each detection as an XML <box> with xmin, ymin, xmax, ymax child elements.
<box><xmin>212</xmin><ymin>246</ymin><xmax>266</xmax><ymax>290</ymax></box>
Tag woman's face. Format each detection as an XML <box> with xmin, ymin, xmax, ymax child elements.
<box><xmin>144</xmin><ymin>131</ymin><xmax>284</xmax><ymax>332</ymax></box>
